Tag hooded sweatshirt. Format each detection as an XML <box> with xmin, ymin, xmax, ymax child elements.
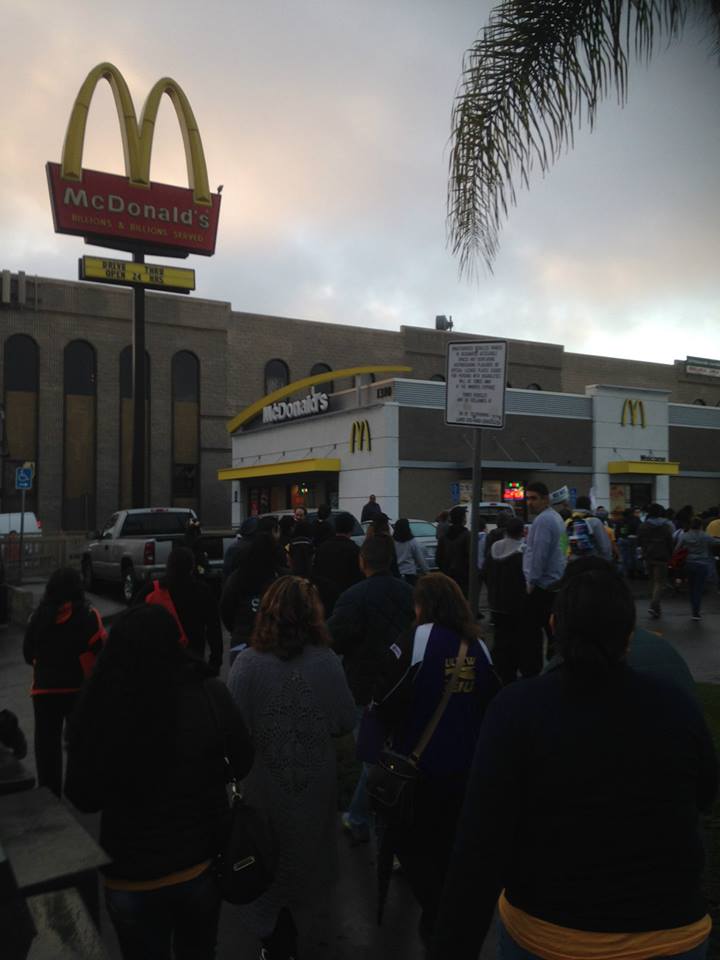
<box><xmin>489</xmin><ymin>538</ymin><xmax>527</xmax><ymax>615</ymax></box>
<box><xmin>24</xmin><ymin>602</ymin><xmax>106</xmax><ymax>695</ymax></box>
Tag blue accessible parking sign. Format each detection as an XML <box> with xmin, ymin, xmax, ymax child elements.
<box><xmin>15</xmin><ymin>467</ymin><xmax>33</xmax><ymax>490</ymax></box>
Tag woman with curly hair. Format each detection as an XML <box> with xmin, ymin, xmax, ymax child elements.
<box><xmin>228</xmin><ymin>576</ymin><xmax>356</xmax><ymax>960</ymax></box>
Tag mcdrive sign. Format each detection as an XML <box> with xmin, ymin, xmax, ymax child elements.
<box><xmin>46</xmin><ymin>62</ymin><xmax>221</xmax><ymax>257</ymax></box>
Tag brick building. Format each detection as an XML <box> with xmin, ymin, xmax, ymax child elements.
<box><xmin>1</xmin><ymin>269</ymin><xmax>718</xmax><ymax>530</ymax></box>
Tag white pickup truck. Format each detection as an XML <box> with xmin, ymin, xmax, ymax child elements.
<box><xmin>81</xmin><ymin>508</ymin><xmax>201</xmax><ymax>603</ymax></box>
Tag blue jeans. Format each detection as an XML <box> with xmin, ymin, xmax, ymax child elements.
<box><xmin>497</xmin><ymin>919</ymin><xmax>708</xmax><ymax>960</ymax></box>
<box><xmin>686</xmin><ymin>561</ymin><xmax>710</xmax><ymax>617</ymax></box>
<box><xmin>105</xmin><ymin>866</ymin><xmax>221</xmax><ymax>960</ymax></box>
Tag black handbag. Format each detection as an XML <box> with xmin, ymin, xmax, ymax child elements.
<box><xmin>367</xmin><ymin>637</ymin><xmax>469</xmax><ymax>827</ymax></box>
<box><xmin>206</xmin><ymin>687</ymin><xmax>276</xmax><ymax>904</ymax></box>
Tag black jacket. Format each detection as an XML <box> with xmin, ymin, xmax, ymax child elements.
<box><xmin>327</xmin><ymin>573</ymin><xmax>414</xmax><ymax>706</ymax></box>
<box><xmin>66</xmin><ymin>673</ymin><xmax>253</xmax><ymax>882</ymax></box>
<box><xmin>431</xmin><ymin>665</ymin><xmax>718</xmax><ymax>958</ymax></box>
<box><xmin>313</xmin><ymin>535</ymin><xmax>363</xmax><ymax>597</ymax></box>
<box><xmin>638</xmin><ymin>519</ymin><xmax>674</xmax><ymax>563</ymax></box>
<box><xmin>24</xmin><ymin>602</ymin><xmax>106</xmax><ymax>694</ymax></box>
<box><xmin>436</xmin><ymin>524</ymin><xmax>470</xmax><ymax>594</ymax></box>
<box><xmin>220</xmin><ymin>568</ymin><xmax>275</xmax><ymax>649</ymax></box>
<box><xmin>135</xmin><ymin>578</ymin><xmax>223</xmax><ymax>676</ymax></box>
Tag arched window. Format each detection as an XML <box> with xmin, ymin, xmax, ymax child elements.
<box><xmin>430</xmin><ymin>374</ymin><xmax>446</xmax><ymax>382</ymax></box>
<box><xmin>264</xmin><ymin>359</ymin><xmax>289</xmax><ymax>395</ymax></box>
<box><xmin>172</xmin><ymin>351</ymin><xmax>200</xmax><ymax>510</ymax></box>
<box><xmin>310</xmin><ymin>362</ymin><xmax>333</xmax><ymax>394</ymax></box>
<box><xmin>119</xmin><ymin>347</ymin><xmax>151</xmax><ymax>508</ymax></box>
<box><xmin>693</xmin><ymin>398</ymin><xmax>707</xmax><ymax>406</ymax></box>
<box><xmin>527</xmin><ymin>382</ymin><xmax>542</xmax><ymax>391</ymax></box>
<box><xmin>63</xmin><ymin>340</ymin><xmax>96</xmax><ymax>530</ymax></box>
<box><xmin>3</xmin><ymin>335</ymin><xmax>39</xmax><ymax>514</ymax></box>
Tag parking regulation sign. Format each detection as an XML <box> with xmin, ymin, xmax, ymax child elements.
<box><xmin>15</xmin><ymin>466</ymin><xmax>33</xmax><ymax>490</ymax></box>
<box><xmin>445</xmin><ymin>340</ymin><xmax>508</xmax><ymax>429</ymax></box>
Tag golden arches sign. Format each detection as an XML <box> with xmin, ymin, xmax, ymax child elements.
<box><xmin>620</xmin><ymin>399</ymin><xmax>646</xmax><ymax>428</ymax></box>
<box><xmin>60</xmin><ymin>62</ymin><xmax>211</xmax><ymax>205</ymax></box>
<box><xmin>350</xmin><ymin>420</ymin><xmax>372</xmax><ymax>453</ymax></box>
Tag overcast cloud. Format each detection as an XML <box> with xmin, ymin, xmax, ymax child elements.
<box><xmin>0</xmin><ymin>0</ymin><xmax>718</xmax><ymax>364</ymax></box>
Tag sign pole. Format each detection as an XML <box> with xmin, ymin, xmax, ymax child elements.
<box><xmin>468</xmin><ymin>429</ymin><xmax>483</xmax><ymax>616</ymax></box>
<box><xmin>18</xmin><ymin>488</ymin><xmax>25</xmax><ymax>586</ymax></box>
<box><xmin>131</xmin><ymin>251</ymin><xmax>146</xmax><ymax>508</ymax></box>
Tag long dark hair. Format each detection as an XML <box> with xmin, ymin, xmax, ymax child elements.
<box><xmin>29</xmin><ymin>567</ymin><xmax>85</xmax><ymax>638</ymax></box>
<box><xmin>68</xmin><ymin>605</ymin><xmax>191</xmax><ymax>784</ymax></box>
<box><xmin>414</xmin><ymin>572</ymin><xmax>478</xmax><ymax>643</ymax></box>
<box><xmin>554</xmin><ymin>559</ymin><xmax>635</xmax><ymax>683</ymax></box>
<box><xmin>393</xmin><ymin>518</ymin><xmax>413</xmax><ymax>543</ymax></box>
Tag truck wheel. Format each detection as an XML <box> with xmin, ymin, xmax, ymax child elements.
<box><xmin>81</xmin><ymin>558</ymin><xmax>96</xmax><ymax>592</ymax></box>
<box><xmin>121</xmin><ymin>565</ymin><xmax>137</xmax><ymax>605</ymax></box>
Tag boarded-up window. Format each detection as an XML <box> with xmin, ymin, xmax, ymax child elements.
<box><xmin>119</xmin><ymin>346</ymin><xmax>151</xmax><ymax>509</ymax></box>
<box><xmin>172</xmin><ymin>351</ymin><xmax>200</xmax><ymax>510</ymax></box>
<box><xmin>3</xmin><ymin>335</ymin><xmax>39</xmax><ymax>514</ymax></box>
<box><xmin>63</xmin><ymin>341</ymin><xmax>96</xmax><ymax>531</ymax></box>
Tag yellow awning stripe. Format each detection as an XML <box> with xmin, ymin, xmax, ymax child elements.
<box><xmin>218</xmin><ymin>458</ymin><xmax>341</xmax><ymax>482</ymax></box>
<box><xmin>607</xmin><ymin>461</ymin><xmax>680</xmax><ymax>475</ymax></box>
<box><xmin>226</xmin><ymin>365</ymin><xmax>411</xmax><ymax>434</ymax></box>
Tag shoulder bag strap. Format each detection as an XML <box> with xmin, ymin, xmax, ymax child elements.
<box><xmin>409</xmin><ymin>636</ymin><xmax>469</xmax><ymax>764</ymax></box>
<box><xmin>204</xmin><ymin>683</ymin><xmax>239</xmax><ymax>788</ymax></box>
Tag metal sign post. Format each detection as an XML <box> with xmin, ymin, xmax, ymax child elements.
<box><xmin>15</xmin><ymin>466</ymin><xmax>33</xmax><ymax>586</ymax></box>
<box><xmin>445</xmin><ymin>340</ymin><xmax>508</xmax><ymax>616</ymax></box>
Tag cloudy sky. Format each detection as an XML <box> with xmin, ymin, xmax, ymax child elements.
<box><xmin>1</xmin><ymin>0</ymin><xmax>718</xmax><ymax>365</ymax></box>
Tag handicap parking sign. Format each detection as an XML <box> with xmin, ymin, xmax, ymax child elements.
<box><xmin>15</xmin><ymin>467</ymin><xmax>33</xmax><ymax>490</ymax></box>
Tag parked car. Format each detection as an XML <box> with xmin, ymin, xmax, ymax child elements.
<box><xmin>82</xmin><ymin>508</ymin><xmax>233</xmax><ymax>603</ymax></box>
<box><xmin>0</xmin><ymin>512</ymin><xmax>42</xmax><ymax>537</ymax></box>
<box><xmin>361</xmin><ymin>518</ymin><xmax>438</xmax><ymax>569</ymax></box>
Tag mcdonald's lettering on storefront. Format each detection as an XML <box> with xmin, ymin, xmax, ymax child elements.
<box><xmin>46</xmin><ymin>63</ymin><xmax>221</xmax><ymax>257</ymax></box>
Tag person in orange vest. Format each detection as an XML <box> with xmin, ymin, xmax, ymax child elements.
<box><xmin>135</xmin><ymin>546</ymin><xmax>223</xmax><ymax>676</ymax></box>
<box><xmin>23</xmin><ymin>567</ymin><xmax>106</xmax><ymax>796</ymax></box>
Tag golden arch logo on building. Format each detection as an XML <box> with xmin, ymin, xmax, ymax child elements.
<box><xmin>350</xmin><ymin>420</ymin><xmax>372</xmax><ymax>453</ymax></box>
<box><xmin>46</xmin><ymin>62</ymin><xmax>221</xmax><ymax>257</ymax></box>
<box><xmin>621</xmin><ymin>399</ymin><xmax>646</xmax><ymax>428</ymax></box>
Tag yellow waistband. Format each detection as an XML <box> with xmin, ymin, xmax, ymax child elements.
<box><xmin>499</xmin><ymin>891</ymin><xmax>710</xmax><ymax>960</ymax></box>
<box><xmin>104</xmin><ymin>859</ymin><xmax>213</xmax><ymax>892</ymax></box>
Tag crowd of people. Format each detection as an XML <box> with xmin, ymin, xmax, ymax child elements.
<box><xmin>16</xmin><ymin>490</ymin><xmax>720</xmax><ymax>960</ymax></box>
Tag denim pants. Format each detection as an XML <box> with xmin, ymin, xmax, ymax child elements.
<box><xmin>686</xmin><ymin>561</ymin><xmax>709</xmax><ymax>617</ymax></box>
<box><xmin>105</xmin><ymin>867</ymin><xmax>221</xmax><ymax>960</ymax></box>
<box><xmin>497</xmin><ymin>919</ymin><xmax>708</xmax><ymax>960</ymax></box>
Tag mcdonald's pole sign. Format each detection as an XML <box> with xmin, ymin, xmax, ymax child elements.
<box><xmin>350</xmin><ymin>420</ymin><xmax>372</xmax><ymax>453</ymax></box>
<box><xmin>46</xmin><ymin>63</ymin><xmax>221</xmax><ymax>257</ymax></box>
<box><xmin>620</xmin><ymin>399</ymin><xmax>646</xmax><ymax>428</ymax></box>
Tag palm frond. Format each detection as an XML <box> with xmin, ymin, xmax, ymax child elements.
<box><xmin>449</xmin><ymin>0</ymin><xmax>719</xmax><ymax>274</ymax></box>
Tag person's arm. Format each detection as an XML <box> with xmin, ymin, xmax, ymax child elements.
<box><xmin>22</xmin><ymin>615</ymin><xmax>37</xmax><ymax>665</ymax></box>
<box><xmin>206</xmin><ymin>678</ymin><xmax>254</xmax><ymax>779</ymax></box>
<box><xmin>219</xmin><ymin>568</ymin><xmax>241</xmax><ymax>633</ymax></box>
<box><xmin>204</xmin><ymin>594</ymin><xmax>223</xmax><ymax>677</ymax></box>
<box><xmin>524</xmin><ymin>515</ymin><xmax>551</xmax><ymax>588</ymax></box>
<box><xmin>412</xmin><ymin>538</ymin><xmax>429</xmax><ymax>575</ymax></box>
<box><xmin>317</xmin><ymin>651</ymin><xmax>357</xmax><ymax>736</ymax></box>
<box><xmin>431</xmin><ymin>690</ymin><xmax>525</xmax><ymax>959</ymax></box>
<box><xmin>326</xmin><ymin>588</ymin><xmax>363</xmax><ymax>657</ymax></box>
<box><xmin>592</xmin><ymin>519</ymin><xmax>613</xmax><ymax>562</ymax></box>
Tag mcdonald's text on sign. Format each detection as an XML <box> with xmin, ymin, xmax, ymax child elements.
<box><xmin>80</xmin><ymin>257</ymin><xmax>195</xmax><ymax>293</ymax></box>
<box><xmin>46</xmin><ymin>63</ymin><xmax>221</xmax><ymax>257</ymax></box>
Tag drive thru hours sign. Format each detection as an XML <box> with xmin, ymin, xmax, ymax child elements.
<box><xmin>445</xmin><ymin>340</ymin><xmax>508</xmax><ymax>429</ymax></box>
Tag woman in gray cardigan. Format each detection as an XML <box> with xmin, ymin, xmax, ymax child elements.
<box><xmin>228</xmin><ymin>576</ymin><xmax>356</xmax><ymax>960</ymax></box>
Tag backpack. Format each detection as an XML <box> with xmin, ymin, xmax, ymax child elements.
<box><xmin>567</xmin><ymin>517</ymin><xmax>596</xmax><ymax>557</ymax></box>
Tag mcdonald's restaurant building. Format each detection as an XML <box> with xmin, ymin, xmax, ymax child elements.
<box><xmin>0</xmin><ymin>269</ymin><xmax>719</xmax><ymax>531</ymax></box>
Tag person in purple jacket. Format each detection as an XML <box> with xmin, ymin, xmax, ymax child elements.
<box><xmin>373</xmin><ymin>572</ymin><xmax>500</xmax><ymax>944</ymax></box>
